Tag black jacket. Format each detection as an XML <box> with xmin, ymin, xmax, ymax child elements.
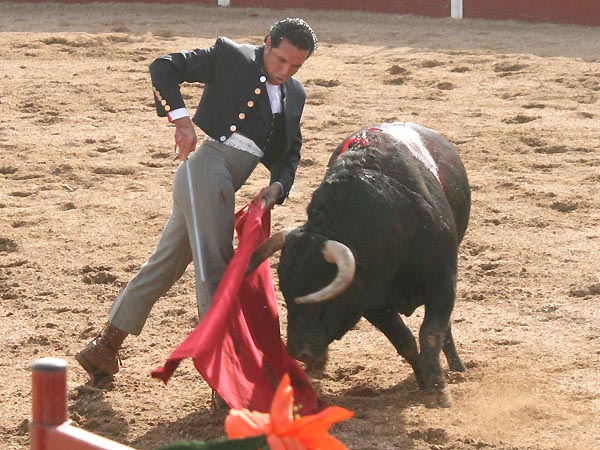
<box><xmin>149</xmin><ymin>37</ymin><xmax>306</xmax><ymax>202</ymax></box>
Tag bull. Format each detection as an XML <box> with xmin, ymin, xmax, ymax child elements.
<box><xmin>250</xmin><ymin>122</ymin><xmax>471</xmax><ymax>408</ymax></box>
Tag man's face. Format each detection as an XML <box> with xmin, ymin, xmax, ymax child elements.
<box><xmin>263</xmin><ymin>36</ymin><xmax>310</xmax><ymax>85</ymax></box>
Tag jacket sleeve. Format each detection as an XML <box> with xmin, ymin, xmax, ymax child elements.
<box><xmin>270</xmin><ymin>127</ymin><xmax>302</xmax><ymax>205</ymax></box>
<box><xmin>149</xmin><ymin>38</ymin><xmax>223</xmax><ymax>117</ymax></box>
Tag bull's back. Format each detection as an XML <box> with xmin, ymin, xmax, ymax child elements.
<box><xmin>328</xmin><ymin>122</ymin><xmax>471</xmax><ymax>243</ymax></box>
<box><xmin>405</xmin><ymin>123</ymin><xmax>471</xmax><ymax>243</ymax></box>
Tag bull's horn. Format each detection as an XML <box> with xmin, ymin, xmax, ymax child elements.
<box><xmin>295</xmin><ymin>240</ymin><xmax>356</xmax><ymax>304</ymax></box>
<box><xmin>246</xmin><ymin>229</ymin><xmax>290</xmax><ymax>274</ymax></box>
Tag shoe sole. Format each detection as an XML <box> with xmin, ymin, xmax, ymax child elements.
<box><xmin>75</xmin><ymin>351</ymin><xmax>110</xmax><ymax>377</ymax></box>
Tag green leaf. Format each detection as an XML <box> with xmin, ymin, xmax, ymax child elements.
<box><xmin>156</xmin><ymin>434</ymin><xmax>269</xmax><ymax>450</ymax></box>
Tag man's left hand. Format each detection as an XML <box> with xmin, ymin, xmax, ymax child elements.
<box><xmin>258</xmin><ymin>183</ymin><xmax>283</xmax><ymax>210</ymax></box>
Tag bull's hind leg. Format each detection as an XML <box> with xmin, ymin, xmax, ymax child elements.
<box><xmin>418</xmin><ymin>275</ymin><xmax>458</xmax><ymax>408</ymax></box>
<box><xmin>364</xmin><ymin>309</ymin><xmax>422</xmax><ymax>381</ymax></box>
<box><xmin>412</xmin><ymin>266</ymin><xmax>464</xmax><ymax>408</ymax></box>
<box><xmin>418</xmin><ymin>319</ymin><xmax>452</xmax><ymax>408</ymax></box>
<box><xmin>443</xmin><ymin>323</ymin><xmax>465</xmax><ymax>372</ymax></box>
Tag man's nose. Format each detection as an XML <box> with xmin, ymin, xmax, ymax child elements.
<box><xmin>281</xmin><ymin>63</ymin><xmax>294</xmax><ymax>78</ymax></box>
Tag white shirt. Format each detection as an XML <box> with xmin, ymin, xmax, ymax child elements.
<box><xmin>266</xmin><ymin>82</ymin><xmax>282</xmax><ymax>114</ymax></box>
<box><xmin>168</xmin><ymin>81</ymin><xmax>285</xmax><ymax>197</ymax></box>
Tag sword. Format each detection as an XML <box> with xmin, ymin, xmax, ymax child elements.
<box><xmin>185</xmin><ymin>157</ymin><xmax>225</xmax><ymax>405</ymax></box>
<box><xmin>184</xmin><ymin>159</ymin><xmax>207</xmax><ymax>284</ymax></box>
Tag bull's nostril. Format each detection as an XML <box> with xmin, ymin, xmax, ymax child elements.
<box><xmin>287</xmin><ymin>344</ymin><xmax>312</xmax><ymax>362</ymax></box>
<box><xmin>297</xmin><ymin>351</ymin><xmax>312</xmax><ymax>362</ymax></box>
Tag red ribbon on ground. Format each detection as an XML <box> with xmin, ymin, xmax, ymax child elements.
<box><xmin>151</xmin><ymin>199</ymin><xmax>320</xmax><ymax>415</ymax></box>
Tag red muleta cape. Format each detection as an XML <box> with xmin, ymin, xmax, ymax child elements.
<box><xmin>151</xmin><ymin>199</ymin><xmax>320</xmax><ymax>415</ymax></box>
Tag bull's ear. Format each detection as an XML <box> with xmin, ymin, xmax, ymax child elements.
<box><xmin>246</xmin><ymin>229</ymin><xmax>291</xmax><ymax>275</ymax></box>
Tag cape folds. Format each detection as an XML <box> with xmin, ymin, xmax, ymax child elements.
<box><xmin>151</xmin><ymin>200</ymin><xmax>320</xmax><ymax>415</ymax></box>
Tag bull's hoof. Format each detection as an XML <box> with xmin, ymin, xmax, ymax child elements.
<box><xmin>423</xmin><ymin>387</ymin><xmax>453</xmax><ymax>408</ymax></box>
<box><xmin>447</xmin><ymin>357</ymin><xmax>466</xmax><ymax>373</ymax></box>
<box><xmin>301</xmin><ymin>349</ymin><xmax>329</xmax><ymax>376</ymax></box>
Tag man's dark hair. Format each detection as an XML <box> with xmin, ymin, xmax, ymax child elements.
<box><xmin>266</xmin><ymin>18</ymin><xmax>318</xmax><ymax>56</ymax></box>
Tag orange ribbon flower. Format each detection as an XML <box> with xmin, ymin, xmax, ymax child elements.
<box><xmin>225</xmin><ymin>374</ymin><xmax>353</xmax><ymax>450</ymax></box>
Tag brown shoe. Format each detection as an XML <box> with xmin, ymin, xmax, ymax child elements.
<box><xmin>211</xmin><ymin>389</ymin><xmax>229</xmax><ymax>410</ymax></box>
<box><xmin>75</xmin><ymin>323</ymin><xmax>127</xmax><ymax>380</ymax></box>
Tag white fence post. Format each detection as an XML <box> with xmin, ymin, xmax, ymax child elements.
<box><xmin>451</xmin><ymin>0</ymin><xmax>463</xmax><ymax>18</ymax></box>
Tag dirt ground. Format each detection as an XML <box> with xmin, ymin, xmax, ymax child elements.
<box><xmin>0</xmin><ymin>2</ymin><xmax>599</xmax><ymax>449</ymax></box>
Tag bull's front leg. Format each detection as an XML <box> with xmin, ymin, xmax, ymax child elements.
<box><xmin>418</xmin><ymin>277</ymin><xmax>457</xmax><ymax>408</ymax></box>
<box><xmin>364</xmin><ymin>308</ymin><xmax>420</xmax><ymax>372</ymax></box>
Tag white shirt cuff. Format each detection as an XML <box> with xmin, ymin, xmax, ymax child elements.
<box><xmin>168</xmin><ymin>108</ymin><xmax>189</xmax><ymax>122</ymax></box>
<box><xmin>274</xmin><ymin>181</ymin><xmax>284</xmax><ymax>198</ymax></box>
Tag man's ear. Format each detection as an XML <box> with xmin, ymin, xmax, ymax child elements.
<box><xmin>265</xmin><ymin>36</ymin><xmax>272</xmax><ymax>51</ymax></box>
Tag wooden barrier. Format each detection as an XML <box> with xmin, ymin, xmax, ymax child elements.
<box><xmin>232</xmin><ymin>0</ymin><xmax>451</xmax><ymax>17</ymax></box>
<box><xmin>18</xmin><ymin>0</ymin><xmax>215</xmax><ymax>4</ymax></box>
<box><xmin>12</xmin><ymin>0</ymin><xmax>598</xmax><ymax>26</ymax></box>
<box><xmin>229</xmin><ymin>0</ymin><xmax>598</xmax><ymax>26</ymax></box>
<box><xmin>30</xmin><ymin>358</ymin><xmax>136</xmax><ymax>450</ymax></box>
<box><xmin>463</xmin><ymin>0</ymin><xmax>599</xmax><ymax>26</ymax></box>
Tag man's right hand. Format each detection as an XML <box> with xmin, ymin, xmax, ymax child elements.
<box><xmin>173</xmin><ymin>116</ymin><xmax>197</xmax><ymax>161</ymax></box>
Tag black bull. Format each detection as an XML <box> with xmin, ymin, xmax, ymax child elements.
<box><xmin>250</xmin><ymin>122</ymin><xmax>471</xmax><ymax>408</ymax></box>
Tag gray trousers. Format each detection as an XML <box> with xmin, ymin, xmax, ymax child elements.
<box><xmin>108</xmin><ymin>140</ymin><xmax>259</xmax><ymax>335</ymax></box>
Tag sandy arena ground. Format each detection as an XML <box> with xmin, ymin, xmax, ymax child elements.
<box><xmin>0</xmin><ymin>2</ymin><xmax>599</xmax><ymax>449</ymax></box>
